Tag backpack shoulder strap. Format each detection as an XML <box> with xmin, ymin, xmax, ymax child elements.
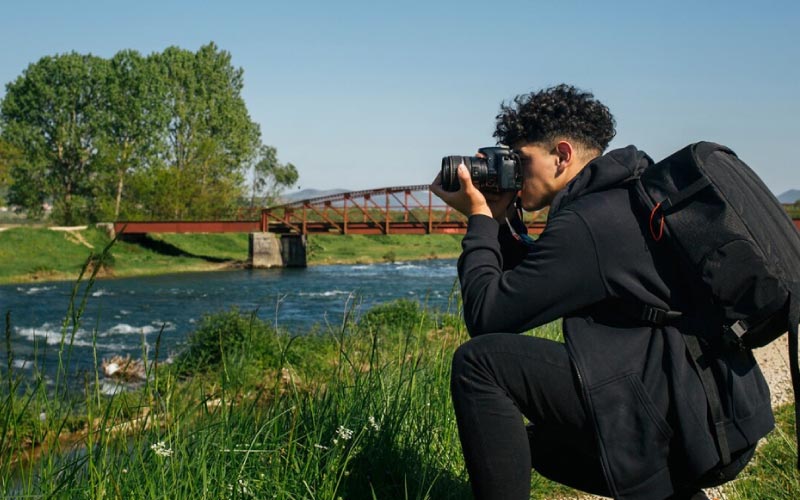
<box><xmin>682</xmin><ymin>332</ymin><xmax>732</xmax><ymax>465</ymax></box>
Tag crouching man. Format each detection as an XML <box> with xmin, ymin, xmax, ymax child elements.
<box><xmin>431</xmin><ymin>84</ymin><xmax>771</xmax><ymax>500</ymax></box>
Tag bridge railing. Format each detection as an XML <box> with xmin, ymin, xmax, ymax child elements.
<box><xmin>255</xmin><ymin>185</ymin><xmax>546</xmax><ymax>235</ymax></box>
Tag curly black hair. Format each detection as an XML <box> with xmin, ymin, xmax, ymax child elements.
<box><xmin>494</xmin><ymin>84</ymin><xmax>616</xmax><ymax>153</ymax></box>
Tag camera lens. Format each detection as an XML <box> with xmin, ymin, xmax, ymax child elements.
<box><xmin>440</xmin><ymin>156</ymin><xmax>487</xmax><ymax>192</ymax></box>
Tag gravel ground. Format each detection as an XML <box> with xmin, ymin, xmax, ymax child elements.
<box><xmin>564</xmin><ymin>337</ymin><xmax>794</xmax><ymax>500</ymax></box>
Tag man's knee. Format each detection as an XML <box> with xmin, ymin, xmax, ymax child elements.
<box><xmin>450</xmin><ymin>335</ymin><xmax>497</xmax><ymax>397</ymax></box>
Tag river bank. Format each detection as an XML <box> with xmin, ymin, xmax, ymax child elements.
<box><xmin>0</xmin><ymin>225</ymin><xmax>463</xmax><ymax>285</ymax></box>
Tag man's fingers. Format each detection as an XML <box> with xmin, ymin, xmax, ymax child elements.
<box><xmin>457</xmin><ymin>163</ymin><xmax>473</xmax><ymax>190</ymax></box>
<box><xmin>430</xmin><ymin>172</ymin><xmax>444</xmax><ymax>198</ymax></box>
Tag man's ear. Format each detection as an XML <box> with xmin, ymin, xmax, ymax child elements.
<box><xmin>554</xmin><ymin>140</ymin><xmax>573</xmax><ymax>174</ymax></box>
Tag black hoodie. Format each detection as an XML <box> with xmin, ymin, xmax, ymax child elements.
<box><xmin>457</xmin><ymin>146</ymin><xmax>774</xmax><ymax>499</ymax></box>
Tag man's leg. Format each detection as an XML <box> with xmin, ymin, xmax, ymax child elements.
<box><xmin>450</xmin><ymin>333</ymin><xmax>609</xmax><ymax>500</ymax></box>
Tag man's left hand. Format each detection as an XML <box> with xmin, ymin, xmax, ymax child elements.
<box><xmin>430</xmin><ymin>163</ymin><xmax>493</xmax><ymax>218</ymax></box>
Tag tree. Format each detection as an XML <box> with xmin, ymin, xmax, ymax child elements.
<box><xmin>141</xmin><ymin>42</ymin><xmax>261</xmax><ymax>219</ymax></box>
<box><xmin>1</xmin><ymin>43</ymin><xmax>291</xmax><ymax>223</ymax></box>
<box><xmin>250</xmin><ymin>144</ymin><xmax>299</xmax><ymax>207</ymax></box>
<box><xmin>0</xmin><ymin>53</ymin><xmax>108</xmax><ymax>224</ymax></box>
<box><xmin>95</xmin><ymin>50</ymin><xmax>168</xmax><ymax>220</ymax></box>
<box><xmin>0</xmin><ymin>139</ymin><xmax>19</xmax><ymax>192</ymax></box>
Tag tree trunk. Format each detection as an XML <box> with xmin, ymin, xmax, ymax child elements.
<box><xmin>114</xmin><ymin>168</ymin><xmax>124</xmax><ymax>220</ymax></box>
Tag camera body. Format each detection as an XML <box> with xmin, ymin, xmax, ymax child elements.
<box><xmin>440</xmin><ymin>146</ymin><xmax>522</xmax><ymax>193</ymax></box>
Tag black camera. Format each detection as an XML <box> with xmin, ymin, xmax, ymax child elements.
<box><xmin>440</xmin><ymin>146</ymin><xmax>522</xmax><ymax>192</ymax></box>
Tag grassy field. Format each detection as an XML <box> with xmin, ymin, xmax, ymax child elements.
<box><xmin>306</xmin><ymin>233</ymin><xmax>462</xmax><ymax>265</ymax></box>
<box><xmin>1</xmin><ymin>254</ymin><xmax>797</xmax><ymax>498</ymax></box>
<box><xmin>0</xmin><ymin>226</ymin><xmax>463</xmax><ymax>285</ymax></box>
<box><xmin>0</xmin><ymin>227</ymin><xmax>245</xmax><ymax>284</ymax></box>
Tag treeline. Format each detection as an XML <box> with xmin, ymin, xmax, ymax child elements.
<box><xmin>0</xmin><ymin>42</ymin><xmax>297</xmax><ymax>225</ymax></box>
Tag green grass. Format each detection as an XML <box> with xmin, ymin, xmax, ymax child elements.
<box><xmin>725</xmin><ymin>403</ymin><xmax>799</xmax><ymax>499</ymax></box>
<box><xmin>150</xmin><ymin>232</ymin><xmax>251</xmax><ymax>262</ymax></box>
<box><xmin>0</xmin><ymin>227</ymin><xmax>464</xmax><ymax>284</ymax></box>
<box><xmin>0</xmin><ymin>227</ymin><xmax>240</xmax><ymax>284</ymax></box>
<box><xmin>306</xmin><ymin>234</ymin><xmax>463</xmax><ymax>265</ymax></box>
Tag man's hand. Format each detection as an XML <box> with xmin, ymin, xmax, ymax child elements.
<box><xmin>430</xmin><ymin>163</ymin><xmax>518</xmax><ymax>221</ymax></box>
<box><xmin>430</xmin><ymin>163</ymin><xmax>492</xmax><ymax>218</ymax></box>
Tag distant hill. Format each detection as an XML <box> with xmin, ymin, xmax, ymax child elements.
<box><xmin>777</xmin><ymin>189</ymin><xmax>800</xmax><ymax>204</ymax></box>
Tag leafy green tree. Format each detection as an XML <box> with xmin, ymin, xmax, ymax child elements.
<box><xmin>0</xmin><ymin>139</ymin><xmax>21</xmax><ymax>210</ymax></box>
<box><xmin>0</xmin><ymin>139</ymin><xmax>19</xmax><ymax>193</ymax></box>
<box><xmin>94</xmin><ymin>50</ymin><xmax>168</xmax><ymax>220</ymax></box>
<box><xmin>140</xmin><ymin>42</ymin><xmax>261</xmax><ymax>219</ymax></box>
<box><xmin>250</xmin><ymin>144</ymin><xmax>299</xmax><ymax>207</ymax></box>
<box><xmin>1</xmin><ymin>43</ymin><xmax>294</xmax><ymax>223</ymax></box>
<box><xmin>0</xmin><ymin>53</ymin><xmax>108</xmax><ymax>224</ymax></box>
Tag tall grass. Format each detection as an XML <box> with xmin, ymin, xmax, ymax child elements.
<box><xmin>724</xmin><ymin>403</ymin><xmax>799</xmax><ymax>499</ymax></box>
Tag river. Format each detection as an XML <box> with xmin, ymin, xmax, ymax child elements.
<box><xmin>0</xmin><ymin>259</ymin><xmax>459</xmax><ymax>389</ymax></box>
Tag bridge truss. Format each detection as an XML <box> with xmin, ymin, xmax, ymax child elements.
<box><xmin>114</xmin><ymin>185</ymin><xmax>799</xmax><ymax>236</ymax></box>
<box><xmin>115</xmin><ymin>185</ymin><xmax>547</xmax><ymax>236</ymax></box>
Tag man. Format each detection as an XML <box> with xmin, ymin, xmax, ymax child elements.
<box><xmin>430</xmin><ymin>84</ymin><xmax>773</xmax><ymax>500</ymax></box>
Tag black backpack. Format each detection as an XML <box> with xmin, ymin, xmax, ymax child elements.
<box><xmin>631</xmin><ymin>142</ymin><xmax>800</xmax><ymax>468</ymax></box>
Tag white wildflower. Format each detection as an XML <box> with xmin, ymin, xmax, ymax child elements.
<box><xmin>336</xmin><ymin>425</ymin><xmax>354</xmax><ymax>441</ymax></box>
<box><xmin>314</xmin><ymin>443</ymin><xmax>330</xmax><ymax>450</ymax></box>
<box><xmin>150</xmin><ymin>441</ymin><xmax>173</xmax><ymax>457</ymax></box>
<box><xmin>238</xmin><ymin>479</ymin><xmax>252</xmax><ymax>496</ymax></box>
<box><xmin>367</xmin><ymin>416</ymin><xmax>380</xmax><ymax>432</ymax></box>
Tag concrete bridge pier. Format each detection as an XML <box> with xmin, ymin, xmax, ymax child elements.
<box><xmin>249</xmin><ymin>233</ymin><xmax>307</xmax><ymax>268</ymax></box>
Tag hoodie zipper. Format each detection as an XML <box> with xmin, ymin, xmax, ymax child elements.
<box><xmin>565</xmin><ymin>335</ymin><xmax>619</xmax><ymax>498</ymax></box>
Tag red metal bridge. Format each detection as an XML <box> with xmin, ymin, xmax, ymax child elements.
<box><xmin>115</xmin><ymin>185</ymin><xmax>548</xmax><ymax>236</ymax></box>
<box><xmin>113</xmin><ymin>185</ymin><xmax>800</xmax><ymax>236</ymax></box>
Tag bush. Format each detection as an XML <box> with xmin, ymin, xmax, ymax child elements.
<box><xmin>358</xmin><ymin>299</ymin><xmax>430</xmax><ymax>334</ymax></box>
<box><xmin>175</xmin><ymin>309</ymin><xmax>279</xmax><ymax>375</ymax></box>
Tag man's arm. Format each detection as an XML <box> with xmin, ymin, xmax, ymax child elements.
<box><xmin>458</xmin><ymin>210</ymin><xmax>606</xmax><ymax>336</ymax></box>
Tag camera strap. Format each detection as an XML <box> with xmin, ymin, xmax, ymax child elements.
<box><xmin>505</xmin><ymin>216</ymin><xmax>537</xmax><ymax>249</ymax></box>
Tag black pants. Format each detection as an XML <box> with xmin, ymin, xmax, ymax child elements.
<box><xmin>450</xmin><ymin>333</ymin><xmax>758</xmax><ymax>500</ymax></box>
<box><xmin>450</xmin><ymin>333</ymin><xmax>610</xmax><ymax>499</ymax></box>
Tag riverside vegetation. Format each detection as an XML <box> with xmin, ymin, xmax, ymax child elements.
<box><xmin>1</xmin><ymin>236</ymin><xmax>797</xmax><ymax>499</ymax></box>
<box><xmin>0</xmin><ymin>226</ymin><xmax>463</xmax><ymax>284</ymax></box>
<box><xmin>0</xmin><ymin>244</ymin><xmax>580</xmax><ymax>499</ymax></box>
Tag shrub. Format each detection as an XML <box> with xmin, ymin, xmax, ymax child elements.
<box><xmin>358</xmin><ymin>299</ymin><xmax>429</xmax><ymax>334</ymax></box>
<box><xmin>174</xmin><ymin>309</ymin><xmax>279</xmax><ymax>375</ymax></box>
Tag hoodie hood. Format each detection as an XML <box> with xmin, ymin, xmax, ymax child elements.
<box><xmin>550</xmin><ymin>145</ymin><xmax>653</xmax><ymax>216</ymax></box>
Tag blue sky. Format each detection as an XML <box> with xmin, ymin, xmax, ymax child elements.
<box><xmin>1</xmin><ymin>0</ymin><xmax>798</xmax><ymax>194</ymax></box>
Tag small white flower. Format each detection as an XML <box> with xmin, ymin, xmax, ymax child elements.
<box><xmin>367</xmin><ymin>416</ymin><xmax>380</xmax><ymax>432</ymax></box>
<box><xmin>314</xmin><ymin>443</ymin><xmax>330</xmax><ymax>450</ymax></box>
<box><xmin>238</xmin><ymin>479</ymin><xmax>252</xmax><ymax>496</ymax></box>
<box><xmin>150</xmin><ymin>441</ymin><xmax>173</xmax><ymax>457</ymax></box>
<box><xmin>335</xmin><ymin>425</ymin><xmax>354</xmax><ymax>441</ymax></box>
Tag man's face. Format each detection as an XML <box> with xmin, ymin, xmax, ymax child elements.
<box><xmin>513</xmin><ymin>142</ymin><xmax>561</xmax><ymax>212</ymax></box>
